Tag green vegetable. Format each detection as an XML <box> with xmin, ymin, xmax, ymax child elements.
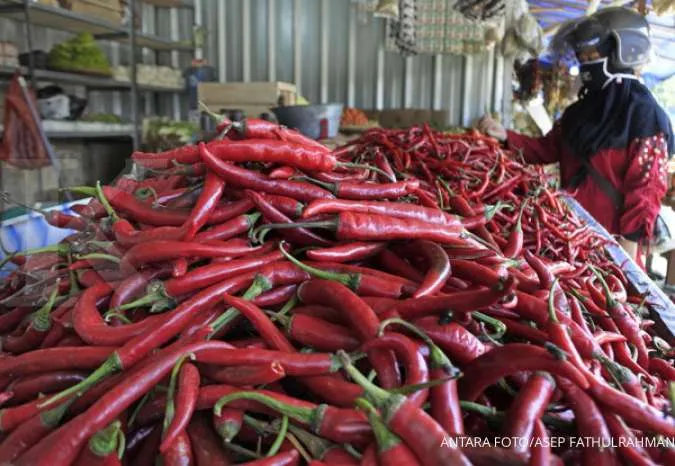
<box><xmin>48</xmin><ymin>33</ymin><xmax>111</xmax><ymax>75</ymax></box>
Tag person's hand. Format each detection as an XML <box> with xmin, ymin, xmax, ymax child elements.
<box><xmin>477</xmin><ymin>114</ymin><xmax>507</xmax><ymax>142</ymax></box>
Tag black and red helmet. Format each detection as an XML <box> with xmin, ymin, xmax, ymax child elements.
<box><xmin>551</xmin><ymin>7</ymin><xmax>651</xmax><ymax>69</ymax></box>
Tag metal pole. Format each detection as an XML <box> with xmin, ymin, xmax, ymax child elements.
<box><xmin>130</xmin><ymin>0</ymin><xmax>140</xmax><ymax>150</ymax></box>
<box><xmin>22</xmin><ymin>0</ymin><xmax>36</xmax><ymax>90</ymax></box>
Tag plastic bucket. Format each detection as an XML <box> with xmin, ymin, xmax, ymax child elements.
<box><xmin>272</xmin><ymin>104</ymin><xmax>343</xmax><ymax>140</ymax></box>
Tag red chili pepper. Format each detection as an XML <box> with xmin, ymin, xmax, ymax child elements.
<box><xmin>410</xmin><ymin>240</ymin><xmax>450</xmax><ymax>298</ymax></box>
<box><xmin>160</xmin><ymin>362</ymin><xmax>200</xmax><ymax>453</ymax></box>
<box><xmin>110</xmin><ymin>268</ymin><xmax>171</xmax><ymax>310</ymax></box>
<box><xmin>119</xmin><ymin>238</ymin><xmax>259</xmax><ymax>275</ymax></box>
<box><xmin>367</xmin><ymin>409</ymin><xmax>420</xmax><ymax>466</ymax></box>
<box><xmin>393</xmin><ymin>277</ymin><xmax>515</xmax><ymax>319</ymax></box>
<box><xmin>459</xmin><ymin>343</ymin><xmax>590</xmax><ymax>402</ymax></box>
<box><xmin>247</xmin><ymin>190</ymin><xmax>332</xmax><ymax>247</ymax></box>
<box><xmin>602</xmin><ymin>408</ymin><xmax>658</xmax><ymax>466</ymax></box>
<box><xmin>5</xmin><ymin>371</ymin><xmax>86</xmax><ymax>404</ymax></box>
<box><xmin>213</xmin><ymin>391</ymin><xmax>371</xmax><ymax>445</ymax></box>
<box><xmin>557</xmin><ymin>377</ymin><xmax>618</xmax><ymax>465</ymax></box>
<box><xmin>72</xmin><ymin>283</ymin><xmax>162</xmax><ymax>346</ymax></box>
<box><xmin>239</xmin><ymin>450</ymin><xmax>300</xmax><ymax>466</ymax></box>
<box><xmin>502</xmin><ymin>372</ymin><xmax>556</xmax><ymax>454</ymax></box>
<box><xmin>0</xmin><ymin>346</ymin><xmax>115</xmax><ymax>381</ymax></box>
<box><xmin>413</xmin><ymin>316</ymin><xmax>487</xmax><ymax>364</ymax></box>
<box><xmin>212</xmin><ymin>407</ymin><xmax>244</xmax><ymax>442</ymax></box>
<box><xmin>199</xmin><ymin>143</ymin><xmax>332</xmax><ymax>202</ymax></box>
<box><xmin>72</xmin><ymin>420</ymin><xmax>123</xmax><ymax>466</ymax></box>
<box><xmin>253</xmin><ymin>285</ymin><xmax>297</xmax><ymax>308</ymax></box>
<box><xmin>306</xmin><ymin>242</ymin><xmax>387</xmax><ymax>263</ymax></box>
<box><xmin>529</xmin><ymin>420</ymin><xmax>554</xmax><ymax>466</ymax></box>
<box><xmin>202</xmin><ymin>361</ymin><xmax>286</xmax><ymax>386</ymax></box>
<box><xmin>301</xmin><ymin>175</ymin><xmax>419</xmax><ymax>200</ymax></box>
<box><xmin>282</xmin><ymin>314</ymin><xmax>359</xmax><ymax>352</ymax></box>
<box><xmin>161</xmin><ymin>250</ymin><xmax>284</xmax><ymax>298</ymax></box>
<box><xmin>340</xmin><ymin>354</ymin><xmax>471</xmax><ymax>466</ymax></box>
<box><xmin>297</xmin><ymin>279</ymin><xmax>400</xmax><ymax>388</ymax></box>
<box><xmin>44</xmin><ymin>212</ymin><xmax>89</xmax><ymax>232</ymax></box>
<box><xmin>2</xmin><ymin>285</ymin><xmax>60</xmax><ymax>354</ymax></box>
<box><xmin>182</xmin><ymin>171</ymin><xmax>226</xmax><ymax>241</ymax></box>
<box><xmin>301</xmin><ymin>198</ymin><xmax>460</xmax><ymax>227</ymax></box>
<box><xmin>590</xmin><ymin>267</ymin><xmax>650</xmax><ymax>370</ymax></box>
<box><xmin>586</xmin><ymin>373</ymin><xmax>675</xmax><ymax>437</ymax></box>
<box><xmin>161</xmin><ymin>429</ymin><xmax>193</xmax><ymax>466</ymax></box>
<box><xmin>193</xmin><ymin>212</ymin><xmax>261</xmax><ymax>243</ymax></box>
<box><xmin>376</xmin><ymin>249</ymin><xmax>425</xmax><ymax>283</ymax></box>
<box><xmin>650</xmin><ymin>358</ymin><xmax>675</xmax><ymax>381</ymax></box>
<box><xmin>0</xmin><ymin>400</ymin><xmax>71</xmax><ymax>463</ymax></box>
<box><xmin>186</xmin><ymin>414</ymin><xmax>231</xmax><ymax>466</ymax></box>
<box><xmin>362</xmin><ymin>333</ymin><xmax>429</xmax><ymax>408</ymax></box>
<box><xmin>269</xmin><ymin>165</ymin><xmax>297</xmax><ymax>179</ymax></box>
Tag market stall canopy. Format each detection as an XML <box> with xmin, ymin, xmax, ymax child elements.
<box><xmin>528</xmin><ymin>0</ymin><xmax>675</xmax><ymax>81</ymax></box>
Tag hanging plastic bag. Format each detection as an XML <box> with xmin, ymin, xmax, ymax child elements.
<box><xmin>0</xmin><ymin>74</ymin><xmax>53</xmax><ymax>170</ymax></box>
<box><xmin>374</xmin><ymin>0</ymin><xmax>399</xmax><ymax>19</ymax></box>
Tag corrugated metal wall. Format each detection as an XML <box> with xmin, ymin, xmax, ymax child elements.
<box><xmin>200</xmin><ymin>0</ymin><xmax>512</xmax><ymax>127</ymax></box>
<box><xmin>0</xmin><ymin>0</ymin><xmax>512</xmax><ymax>127</ymax></box>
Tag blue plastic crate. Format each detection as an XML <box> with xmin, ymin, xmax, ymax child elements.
<box><xmin>0</xmin><ymin>199</ymin><xmax>91</xmax><ymax>277</ymax></box>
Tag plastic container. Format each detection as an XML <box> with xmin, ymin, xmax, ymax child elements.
<box><xmin>272</xmin><ymin>104</ymin><xmax>344</xmax><ymax>140</ymax></box>
<box><xmin>0</xmin><ymin>199</ymin><xmax>90</xmax><ymax>277</ymax></box>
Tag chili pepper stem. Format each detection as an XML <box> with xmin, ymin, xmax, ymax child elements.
<box><xmin>103</xmin><ymin>311</ymin><xmax>133</xmax><ymax>324</ymax></box>
<box><xmin>253</xmin><ymin>220</ymin><xmax>336</xmax><ymax>244</ymax></box>
<box><xmin>89</xmin><ymin>421</ymin><xmax>122</xmax><ymax>457</ymax></box>
<box><xmin>213</xmin><ymin>392</ymin><xmax>314</xmax><ymax>423</ymax></box>
<box><xmin>336</xmin><ymin>162</ymin><xmax>397</xmax><ymax>183</ymax></box>
<box><xmin>267</xmin><ymin>415</ymin><xmax>288</xmax><ymax>457</ymax></box>
<box><xmin>75</xmin><ymin>253</ymin><xmax>121</xmax><ymax>264</ymax></box>
<box><xmin>162</xmin><ymin>354</ymin><xmax>194</xmax><ymax>437</ymax></box>
<box><xmin>473</xmin><ymin>311</ymin><xmax>507</xmax><ymax>340</ymax></box>
<box><xmin>96</xmin><ymin>181</ymin><xmax>119</xmax><ymax>222</ymax></box>
<box><xmin>278</xmin><ymin>241</ymin><xmax>360</xmax><ymax>290</ymax></box>
<box><xmin>39</xmin><ymin>353</ymin><xmax>123</xmax><ymax>407</ymax></box>
<box><xmin>208</xmin><ymin>274</ymin><xmax>273</xmax><ymax>337</ymax></box>
<box><xmin>337</xmin><ymin>350</ymin><xmax>396</xmax><ymax>410</ymax></box>
<box><xmin>109</xmin><ymin>288</ymin><xmax>167</xmax><ymax>313</ymax></box>
<box><xmin>378</xmin><ymin>317</ymin><xmax>459</xmax><ymax>375</ymax></box>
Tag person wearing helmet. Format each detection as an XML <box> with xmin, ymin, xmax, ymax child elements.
<box><xmin>478</xmin><ymin>7</ymin><xmax>674</xmax><ymax>261</ymax></box>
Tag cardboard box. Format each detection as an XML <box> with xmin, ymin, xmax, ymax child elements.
<box><xmin>58</xmin><ymin>0</ymin><xmax>123</xmax><ymax>25</ymax></box>
<box><xmin>198</xmin><ymin>82</ymin><xmax>297</xmax><ymax>110</ymax></box>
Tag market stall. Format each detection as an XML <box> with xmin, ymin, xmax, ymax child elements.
<box><xmin>0</xmin><ymin>1</ymin><xmax>673</xmax><ymax>465</ymax></box>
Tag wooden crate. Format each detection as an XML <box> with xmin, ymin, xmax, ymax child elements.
<box><xmin>198</xmin><ymin>82</ymin><xmax>297</xmax><ymax>113</ymax></box>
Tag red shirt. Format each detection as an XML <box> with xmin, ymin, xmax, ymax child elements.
<box><xmin>507</xmin><ymin>125</ymin><xmax>669</xmax><ymax>240</ymax></box>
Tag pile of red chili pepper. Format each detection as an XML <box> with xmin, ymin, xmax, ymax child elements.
<box><xmin>0</xmin><ymin>118</ymin><xmax>673</xmax><ymax>466</ymax></box>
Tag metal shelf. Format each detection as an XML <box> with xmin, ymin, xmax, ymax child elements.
<box><xmin>0</xmin><ymin>0</ymin><xmax>192</xmax><ymax>52</ymax></box>
<box><xmin>0</xmin><ymin>123</ymin><xmax>134</xmax><ymax>140</ymax></box>
<box><xmin>141</xmin><ymin>0</ymin><xmax>193</xmax><ymax>8</ymax></box>
<box><xmin>0</xmin><ymin>66</ymin><xmax>185</xmax><ymax>93</ymax></box>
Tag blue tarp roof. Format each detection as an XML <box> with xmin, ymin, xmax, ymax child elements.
<box><xmin>530</xmin><ymin>0</ymin><xmax>675</xmax><ymax>82</ymax></box>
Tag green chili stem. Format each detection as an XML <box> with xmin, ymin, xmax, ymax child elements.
<box><xmin>163</xmin><ymin>354</ymin><xmax>194</xmax><ymax>436</ymax></box>
<box><xmin>279</xmin><ymin>241</ymin><xmax>359</xmax><ymax>290</ymax></box>
<box><xmin>75</xmin><ymin>253</ymin><xmax>121</xmax><ymax>264</ymax></box>
<box><xmin>336</xmin><ymin>351</ymin><xmax>392</xmax><ymax>408</ymax></box>
<box><xmin>213</xmin><ymin>391</ymin><xmax>314</xmax><ymax>424</ymax></box>
<box><xmin>96</xmin><ymin>181</ymin><xmax>118</xmax><ymax>222</ymax></box>
<box><xmin>336</xmin><ymin>162</ymin><xmax>396</xmax><ymax>183</ymax></box>
<box><xmin>266</xmin><ymin>415</ymin><xmax>288</xmax><ymax>457</ymax></box>
<box><xmin>208</xmin><ymin>275</ymin><xmax>271</xmax><ymax>338</ymax></box>
<box><xmin>39</xmin><ymin>354</ymin><xmax>122</xmax><ymax>408</ymax></box>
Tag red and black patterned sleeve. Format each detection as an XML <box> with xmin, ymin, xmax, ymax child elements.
<box><xmin>505</xmin><ymin>123</ymin><xmax>563</xmax><ymax>165</ymax></box>
<box><xmin>620</xmin><ymin>133</ymin><xmax>670</xmax><ymax>241</ymax></box>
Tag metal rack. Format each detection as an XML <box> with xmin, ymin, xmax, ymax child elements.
<box><xmin>0</xmin><ymin>0</ymin><xmax>196</xmax><ymax>150</ymax></box>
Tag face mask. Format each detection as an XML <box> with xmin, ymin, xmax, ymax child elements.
<box><xmin>579</xmin><ymin>58</ymin><xmax>612</xmax><ymax>90</ymax></box>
